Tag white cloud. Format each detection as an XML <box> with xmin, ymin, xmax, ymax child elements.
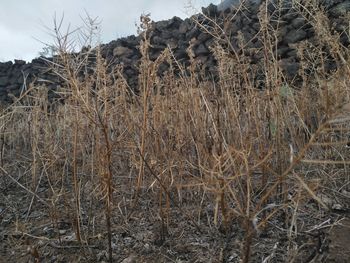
<box><xmin>0</xmin><ymin>0</ymin><xmax>218</xmax><ymax>62</ymax></box>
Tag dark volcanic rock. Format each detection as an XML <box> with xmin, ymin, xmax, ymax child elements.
<box><xmin>194</xmin><ymin>44</ymin><xmax>209</xmax><ymax>56</ymax></box>
<box><xmin>113</xmin><ymin>46</ymin><xmax>134</xmax><ymax>57</ymax></box>
<box><xmin>0</xmin><ymin>0</ymin><xmax>349</xmax><ymax>102</ymax></box>
<box><xmin>284</xmin><ymin>29</ymin><xmax>308</xmax><ymax>44</ymax></box>
<box><xmin>330</xmin><ymin>1</ymin><xmax>350</xmax><ymax>16</ymax></box>
<box><xmin>0</xmin><ymin>77</ymin><xmax>9</xmax><ymax>86</ymax></box>
<box><xmin>202</xmin><ymin>4</ymin><xmax>218</xmax><ymax>17</ymax></box>
<box><xmin>291</xmin><ymin>17</ymin><xmax>307</xmax><ymax>29</ymax></box>
<box><xmin>179</xmin><ymin>20</ymin><xmax>191</xmax><ymax>34</ymax></box>
<box><xmin>279</xmin><ymin>58</ymin><xmax>300</xmax><ymax>78</ymax></box>
<box><xmin>14</xmin><ymin>59</ymin><xmax>26</xmax><ymax>66</ymax></box>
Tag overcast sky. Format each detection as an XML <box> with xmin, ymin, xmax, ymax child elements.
<box><xmin>0</xmin><ymin>0</ymin><xmax>219</xmax><ymax>62</ymax></box>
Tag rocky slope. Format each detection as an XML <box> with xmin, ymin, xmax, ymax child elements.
<box><xmin>0</xmin><ymin>0</ymin><xmax>349</xmax><ymax>102</ymax></box>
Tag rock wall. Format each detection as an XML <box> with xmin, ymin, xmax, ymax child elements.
<box><xmin>0</xmin><ymin>0</ymin><xmax>349</xmax><ymax>103</ymax></box>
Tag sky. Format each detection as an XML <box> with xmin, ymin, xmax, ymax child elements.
<box><xmin>0</xmin><ymin>0</ymin><xmax>218</xmax><ymax>62</ymax></box>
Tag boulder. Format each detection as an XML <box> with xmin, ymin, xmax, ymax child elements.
<box><xmin>179</xmin><ymin>20</ymin><xmax>190</xmax><ymax>34</ymax></box>
<box><xmin>217</xmin><ymin>0</ymin><xmax>261</xmax><ymax>12</ymax></box>
<box><xmin>113</xmin><ymin>46</ymin><xmax>134</xmax><ymax>57</ymax></box>
<box><xmin>194</xmin><ymin>44</ymin><xmax>209</xmax><ymax>56</ymax></box>
<box><xmin>217</xmin><ymin>0</ymin><xmax>240</xmax><ymax>11</ymax></box>
<box><xmin>14</xmin><ymin>59</ymin><xmax>26</xmax><ymax>66</ymax></box>
<box><xmin>330</xmin><ymin>1</ymin><xmax>350</xmax><ymax>16</ymax></box>
<box><xmin>284</xmin><ymin>29</ymin><xmax>307</xmax><ymax>44</ymax></box>
<box><xmin>0</xmin><ymin>77</ymin><xmax>9</xmax><ymax>86</ymax></box>
<box><xmin>279</xmin><ymin>58</ymin><xmax>300</xmax><ymax>78</ymax></box>
<box><xmin>291</xmin><ymin>17</ymin><xmax>306</xmax><ymax>29</ymax></box>
<box><xmin>201</xmin><ymin>4</ymin><xmax>218</xmax><ymax>17</ymax></box>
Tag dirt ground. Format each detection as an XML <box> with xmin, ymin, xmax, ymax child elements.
<box><xmin>0</xmin><ymin>172</ymin><xmax>349</xmax><ymax>263</ymax></box>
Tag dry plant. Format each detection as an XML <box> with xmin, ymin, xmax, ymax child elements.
<box><xmin>0</xmin><ymin>1</ymin><xmax>349</xmax><ymax>262</ymax></box>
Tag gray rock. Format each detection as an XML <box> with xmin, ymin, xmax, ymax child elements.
<box><xmin>161</xmin><ymin>30</ymin><xmax>172</xmax><ymax>39</ymax></box>
<box><xmin>194</xmin><ymin>44</ymin><xmax>209</xmax><ymax>56</ymax></box>
<box><xmin>14</xmin><ymin>59</ymin><xmax>26</xmax><ymax>66</ymax></box>
<box><xmin>152</xmin><ymin>36</ymin><xmax>166</xmax><ymax>46</ymax></box>
<box><xmin>282</xmin><ymin>12</ymin><xmax>298</xmax><ymax>22</ymax></box>
<box><xmin>217</xmin><ymin>0</ymin><xmax>261</xmax><ymax>12</ymax></box>
<box><xmin>330</xmin><ymin>1</ymin><xmax>350</xmax><ymax>16</ymax></box>
<box><xmin>0</xmin><ymin>61</ymin><xmax>13</xmax><ymax>71</ymax></box>
<box><xmin>284</xmin><ymin>28</ymin><xmax>307</xmax><ymax>44</ymax></box>
<box><xmin>217</xmin><ymin>0</ymin><xmax>240</xmax><ymax>11</ymax></box>
<box><xmin>291</xmin><ymin>17</ymin><xmax>306</xmax><ymax>29</ymax></box>
<box><xmin>204</xmin><ymin>38</ymin><xmax>215</xmax><ymax>50</ymax></box>
<box><xmin>113</xmin><ymin>46</ymin><xmax>134</xmax><ymax>57</ymax></box>
<box><xmin>186</xmin><ymin>27</ymin><xmax>200</xmax><ymax>39</ymax></box>
<box><xmin>279</xmin><ymin>58</ymin><xmax>300</xmax><ymax>77</ymax></box>
<box><xmin>0</xmin><ymin>77</ymin><xmax>9</xmax><ymax>86</ymax></box>
<box><xmin>166</xmin><ymin>39</ymin><xmax>178</xmax><ymax>49</ymax></box>
<box><xmin>197</xmin><ymin>32</ymin><xmax>211</xmax><ymax>42</ymax></box>
<box><xmin>125</xmin><ymin>68</ymin><xmax>137</xmax><ymax>76</ymax></box>
<box><xmin>194</xmin><ymin>55</ymin><xmax>208</xmax><ymax>64</ymax></box>
<box><xmin>0</xmin><ymin>89</ymin><xmax>7</xmax><ymax>96</ymax></box>
<box><xmin>155</xmin><ymin>16</ymin><xmax>182</xmax><ymax>31</ymax></box>
<box><xmin>277</xmin><ymin>46</ymin><xmax>290</xmax><ymax>57</ymax></box>
<box><xmin>252</xmin><ymin>22</ymin><xmax>260</xmax><ymax>31</ymax></box>
<box><xmin>201</xmin><ymin>4</ymin><xmax>218</xmax><ymax>17</ymax></box>
<box><xmin>174</xmin><ymin>49</ymin><xmax>188</xmax><ymax>60</ymax></box>
<box><xmin>179</xmin><ymin>20</ymin><xmax>190</xmax><ymax>34</ymax></box>
<box><xmin>6</xmin><ymin>84</ymin><xmax>19</xmax><ymax>91</ymax></box>
<box><xmin>17</xmin><ymin>75</ymin><xmax>24</xmax><ymax>84</ymax></box>
<box><xmin>286</xmin><ymin>49</ymin><xmax>297</xmax><ymax>58</ymax></box>
<box><xmin>156</xmin><ymin>20</ymin><xmax>171</xmax><ymax>30</ymax></box>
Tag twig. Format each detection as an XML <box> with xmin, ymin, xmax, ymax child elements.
<box><xmin>0</xmin><ymin>166</ymin><xmax>50</xmax><ymax>207</ymax></box>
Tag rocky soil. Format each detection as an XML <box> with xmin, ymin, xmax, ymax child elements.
<box><xmin>0</xmin><ymin>170</ymin><xmax>349</xmax><ymax>262</ymax></box>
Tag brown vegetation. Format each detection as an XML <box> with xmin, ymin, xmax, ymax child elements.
<box><xmin>0</xmin><ymin>2</ymin><xmax>349</xmax><ymax>262</ymax></box>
